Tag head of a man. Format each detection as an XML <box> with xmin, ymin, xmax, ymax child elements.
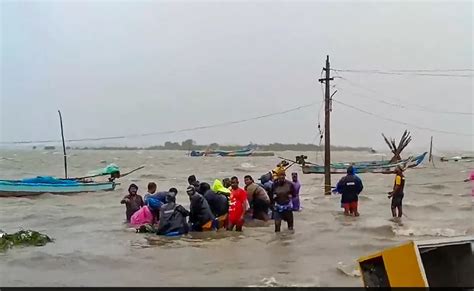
<box><xmin>186</xmin><ymin>186</ymin><xmax>196</xmax><ymax>198</ymax></box>
<box><xmin>244</xmin><ymin>175</ymin><xmax>254</xmax><ymax>187</ymax></box>
<box><xmin>147</xmin><ymin>182</ymin><xmax>157</xmax><ymax>194</ymax></box>
<box><xmin>347</xmin><ymin>166</ymin><xmax>355</xmax><ymax>175</ymax></box>
<box><xmin>188</xmin><ymin>175</ymin><xmax>197</xmax><ymax>185</ymax></box>
<box><xmin>291</xmin><ymin>172</ymin><xmax>298</xmax><ymax>182</ymax></box>
<box><xmin>198</xmin><ymin>182</ymin><xmax>211</xmax><ymax>194</ymax></box>
<box><xmin>128</xmin><ymin>184</ymin><xmax>138</xmax><ymax>195</ymax></box>
<box><xmin>276</xmin><ymin>170</ymin><xmax>286</xmax><ymax>184</ymax></box>
<box><xmin>395</xmin><ymin>165</ymin><xmax>404</xmax><ymax>175</ymax></box>
<box><xmin>222</xmin><ymin>177</ymin><xmax>232</xmax><ymax>188</ymax></box>
<box><xmin>230</xmin><ymin>176</ymin><xmax>239</xmax><ymax>190</ymax></box>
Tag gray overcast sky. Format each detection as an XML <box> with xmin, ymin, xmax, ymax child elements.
<box><xmin>1</xmin><ymin>0</ymin><xmax>472</xmax><ymax>151</ymax></box>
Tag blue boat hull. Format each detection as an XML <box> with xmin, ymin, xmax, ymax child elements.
<box><xmin>0</xmin><ymin>179</ymin><xmax>116</xmax><ymax>197</ymax></box>
<box><xmin>190</xmin><ymin>149</ymin><xmax>255</xmax><ymax>157</ymax></box>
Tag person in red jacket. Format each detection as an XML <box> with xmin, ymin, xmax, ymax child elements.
<box><xmin>227</xmin><ymin>176</ymin><xmax>248</xmax><ymax>232</ymax></box>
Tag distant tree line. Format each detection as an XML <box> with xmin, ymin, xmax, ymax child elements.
<box><xmin>72</xmin><ymin>139</ymin><xmax>373</xmax><ymax>152</ymax></box>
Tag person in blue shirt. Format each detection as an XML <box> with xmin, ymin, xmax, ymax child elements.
<box><xmin>144</xmin><ymin>182</ymin><xmax>177</xmax><ymax>222</ymax></box>
<box><xmin>333</xmin><ymin>166</ymin><xmax>363</xmax><ymax>217</ymax></box>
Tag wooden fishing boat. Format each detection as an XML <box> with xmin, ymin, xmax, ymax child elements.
<box><xmin>0</xmin><ymin>177</ymin><xmax>116</xmax><ymax>197</ymax></box>
<box><xmin>330</xmin><ymin>156</ymin><xmax>405</xmax><ymax>169</ymax></box>
<box><xmin>0</xmin><ymin>111</ymin><xmax>144</xmax><ymax>198</ymax></box>
<box><xmin>301</xmin><ymin>152</ymin><xmax>427</xmax><ymax>174</ymax></box>
<box><xmin>358</xmin><ymin>236</ymin><xmax>474</xmax><ymax>287</ymax></box>
<box><xmin>302</xmin><ymin>160</ymin><xmax>407</xmax><ymax>174</ymax></box>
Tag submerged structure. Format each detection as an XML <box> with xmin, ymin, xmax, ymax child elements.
<box><xmin>358</xmin><ymin>236</ymin><xmax>474</xmax><ymax>287</ymax></box>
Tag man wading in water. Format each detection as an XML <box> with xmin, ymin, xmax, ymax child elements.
<box><xmin>388</xmin><ymin>165</ymin><xmax>405</xmax><ymax>219</ymax></box>
<box><xmin>227</xmin><ymin>176</ymin><xmax>248</xmax><ymax>232</ymax></box>
<box><xmin>270</xmin><ymin>169</ymin><xmax>295</xmax><ymax>232</ymax></box>
<box><xmin>244</xmin><ymin>175</ymin><xmax>270</xmax><ymax>221</ymax></box>
<box><xmin>120</xmin><ymin>184</ymin><xmax>144</xmax><ymax>223</ymax></box>
<box><xmin>334</xmin><ymin>166</ymin><xmax>363</xmax><ymax>216</ymax></box>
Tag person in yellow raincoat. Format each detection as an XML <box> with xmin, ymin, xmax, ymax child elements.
<box><xmin>272</xmin><ymin>161</ymin><xmax>290</xmax><ymax>180</ymax></box>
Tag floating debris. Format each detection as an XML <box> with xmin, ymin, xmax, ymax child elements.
<box><xmin>0</xmin><ymin>229</ymin><xmax>53</xmax><ymax>251</ymax></box>
<box><xmin>337</xmin><ymin>261</ymin><xmax>361</xmax><ymax>277</ymax></box>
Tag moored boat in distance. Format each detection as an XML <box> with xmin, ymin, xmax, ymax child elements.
<box><xmin>440</xmin><ymin>155</ymin><xmax>473</xmax><ymax>162</ymax></box>
<box><xmin>0</xmin><ymin>177</ymin><xmax>116</xmax><ymax>197</ymax></box>
<box><xmin>190</xmin><ymin>149</ymin><xmax>255</xmax><ymax>157</ymax></box>
<box><xmin>250</xmin><ymin>152</ymin><xmax>275</xmax><ymax>157</ymax></box>
<box><xmin>189</xmin><ymin>144</ymin><xmax>258</xmax><ymax>157</ymax></box>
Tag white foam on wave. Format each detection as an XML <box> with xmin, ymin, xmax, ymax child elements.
<box><xmin>240</xmin><ymin>162</ymin><xmax>256</xmax><ymax>168</ymax></box>
<box><xmin>393</xmin><ymin>226</ymin><xmax>467</xmax><ymax>237</ymax></box>
<box><xmin>248</xmin><ymin>277</ymin><xmax>320</xmax><ymax>287</ymax></box>
<box><xmin>336</xmin><ymin>262</ymin><xmax>361</xmax><ymax>277</ymax></box>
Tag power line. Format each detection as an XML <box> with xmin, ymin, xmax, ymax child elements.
<box><xmin>332</xmin><ymin>99</ymin><xmax>473</xmax><ymax>137</ymax></box>
<box><xmin>336</xmin><ymin>86</ymin><xmax>473</xmax><ymax>116</ymax></box>
<box><xmin>1</xmin><ymin>101</ymin><xmax>318</xmax><ymax>145</ymax></box>
<box><xmin>334</xmin><ymin>75</ymin><xmax>473</xmax><ymax>116</ymax></box>
<box><xmin>331</xmin><ymin>69</ymin><xmax>473</xmax><ymax>78</ymax></box>
<box><xmin>333</xmin><ymin>68</ymin><xmax>474</xmax><ymax>72</ymax></box>
<box><xmin>388</xmin><ymin>69</ymin><xmax>474</xmax><ymax>73</ymax></box>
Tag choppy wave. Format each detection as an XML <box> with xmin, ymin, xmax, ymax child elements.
<box><xmin>360</xmin><ymin>224</ymin><xmax>395</xmax><ymax>237</ymax></box>
<box><xmin>0</xmin><ymin>157</ymin><xmax>18</xmax><ymax>162</ymax></box>
<box><xmin>404</xmin><ymin>202</ymin><xmax>443</xmax><ymax>212</ymax></box>
<box><xmin>248</xmin><ymin>277</ymin><xmax>320</xmax><ymax>287</ymax></box>
<box><xmin>360</xmin><ymin>222</ymin><xmax>468</xmax><ymax>238</ymax></box>
<box><xmin>5</xmin><ymin>251</ymin><xmax>130</xmax><ymax>270</ymax></box>
<box><xmin>233</xmin><ymin>162</ymin><xmax>258</xmax><ymax>172</ymax></box>
<box><xmin>358</xmin><ymin>195</ymin><xmax>373</xmax><ymax>201</ymax></box>
<box><xmin>240</xmin><ymin>162</ymin><xmax>256</xmax><ymax>168</ymax></box>
<box><xmin>336</xmin><ymin>262</ymin><xmax>361</xmax><ymax>277</ymax></box>
<box><xmin>139</xmin><ymin>174</ymin><xmax>167</xmax><ymax>180</ymax></box>
<box><xmin>424</xmin><ymin>184</ymin><xmax>447</xmax><ymax>190</ymax></box>
<box><xmin>144</xmin><ymin>230</ymin><xmax>243</xmax><ymax>249</ymax></box>
<box><xmin>393</xmin><ymin>227</ymin><xmax>467</xmax><ymax>237</ymax></box>
<box><xmin>233</xmin><ymin>167</ymin><xmax>251</xmax><ymax>172</ymax></box>
<box><xmin>1</xmin><ymin>149</ymin><xmax>472</xmax><ymax>287</ymax></box>
<box><xmin>459</xmin><ymin>204</ymin><xmax>473</xmax><ymax>211</ymax></box>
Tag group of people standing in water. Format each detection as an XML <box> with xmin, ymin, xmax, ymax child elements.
<box><xmin>121</xmin><ymin>160</ymin><xmax>409</xmax><ymax>236</ymax></box>
<box><xmin>120</xmin><ymin>165</ymin><xmax>302</xmax><ymax>236</ymax></box>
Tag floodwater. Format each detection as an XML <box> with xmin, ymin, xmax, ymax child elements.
<box><xmin>0</xmin><ymin>149</ymin><xmax>472</xmax><ymax>287</ymax></box>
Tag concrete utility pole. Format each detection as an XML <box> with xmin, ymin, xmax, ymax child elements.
<box><xmin>318</xmin><ymin>56</ymin><xmax>334</xmax><ymax>195</ymax></box>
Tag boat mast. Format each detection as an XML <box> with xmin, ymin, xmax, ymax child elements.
<box><xmin>58</xmin><ymin>110</ymin><xmax>68</xmax><ymax>178</ymax></box>
<box><xmin>429</xmin><ymin>136</ymin><xmax>435</xmax><ymax>168</ymax></box>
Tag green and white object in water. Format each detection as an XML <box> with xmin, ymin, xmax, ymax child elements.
<box><xmin>0</xmin><ymin>229</ymin><xmax>53</xmax><ymax>251</ymax></box>
<box><xmin>86</xmin><ymin>163</ymin><xmax>120</xmax><ymax>176</ymax></box>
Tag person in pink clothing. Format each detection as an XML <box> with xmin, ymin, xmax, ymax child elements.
<box><xmin>464</xmin><ymin>170</ymin><xmax>474</xmax><ymax>197</ymax></box>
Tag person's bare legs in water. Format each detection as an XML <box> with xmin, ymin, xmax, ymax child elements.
<box><xmin>275</xmin><ymin>211</ymin><xmax>293</xmax><ymax>232</ymax></box>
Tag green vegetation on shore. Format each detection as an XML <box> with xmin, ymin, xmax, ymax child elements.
<box><xmin>71</xmin><ymin>139</ymin><xmax>373</xmax><ymax>152</ymax></box>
